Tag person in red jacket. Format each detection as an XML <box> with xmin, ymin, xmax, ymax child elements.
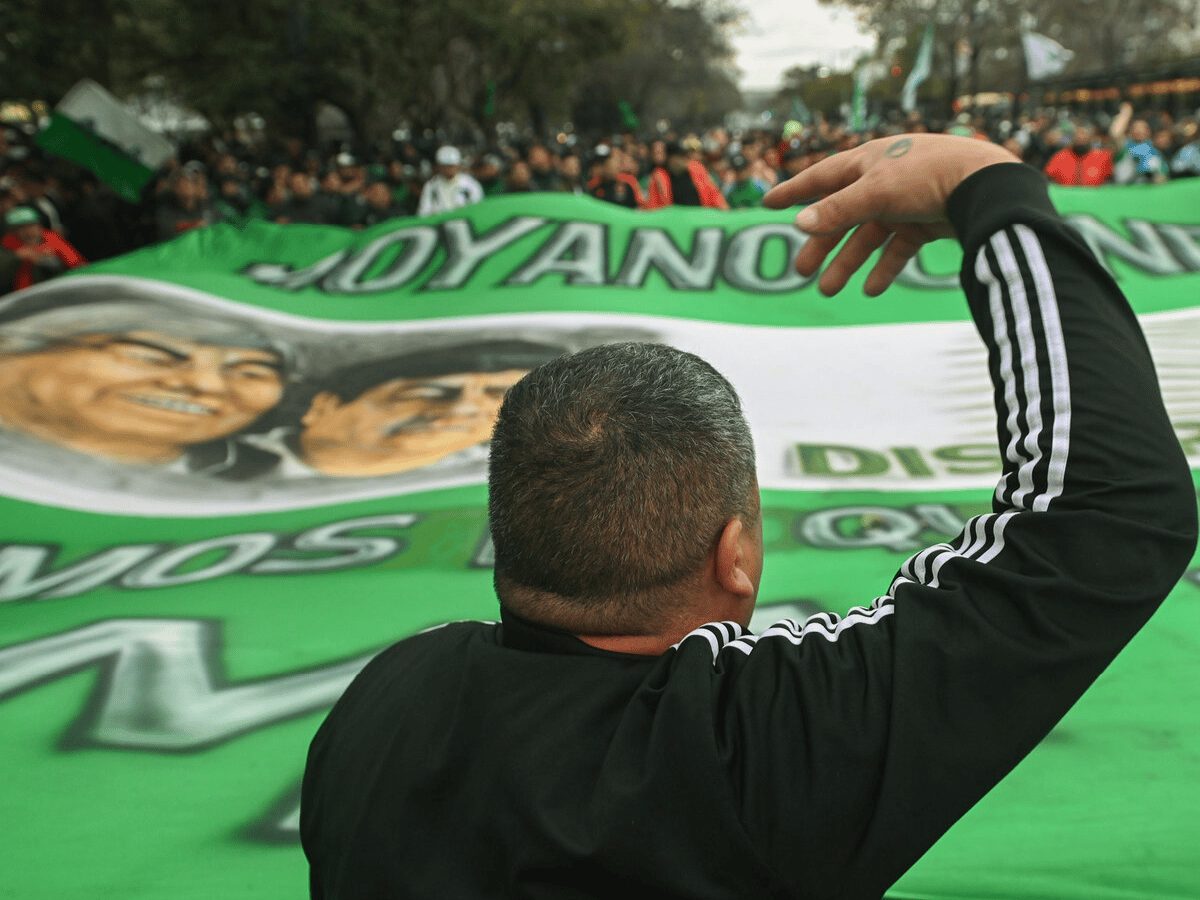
<box><xmin>1043</xmin><ymin>121</ymin><xmax>1114</xmax><ymax>186</ymax></box>
<box><xmin>2</xmin><ymin>206</ymin><xmax>86</xmax><ymax>291</ymax></box>
<box><xmin>645</xmin><ymin>140</ymin><xmax>729</xmax><ymax>210</ymax></box>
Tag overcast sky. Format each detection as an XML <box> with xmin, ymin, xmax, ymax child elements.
<box><xmin>729</xmin><ymin>0</ymin><xmax>875</xmax><ymax>91</ymax></box>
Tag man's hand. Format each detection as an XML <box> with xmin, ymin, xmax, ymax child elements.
<box><xmin>762</xmin><ymin>135</ymin><xmax>1016</xmax><ymax>297</ymax></box>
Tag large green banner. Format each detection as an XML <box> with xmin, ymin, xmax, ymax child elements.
<box><xmin>2</xmin><ymin>185</ymin><xmax>1198</xmax><ymax>899</ymax></box>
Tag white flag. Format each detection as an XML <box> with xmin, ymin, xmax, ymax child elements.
<box><xmin>852</xmin><ymin>62</ymin><xmax>888</xmax><ymax>132</ymax></box>
<box><xmin>901</xmin><ymin>25</ymin><xmax>935</xmax><ymax>113</ymax></box>
<box><xmin>1022</xmin><ymin>32</ymin><xmax>1075</xmax><ymax>80</ymax></box>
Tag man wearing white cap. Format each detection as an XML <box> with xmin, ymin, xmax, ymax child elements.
<box><xmin>417</xmin><ymin>146</ymin><xmax>485</xmax><ymax>217</ymax></box>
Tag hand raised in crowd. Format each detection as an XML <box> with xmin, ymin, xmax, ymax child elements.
<box><xmin>762</xmin><ymin>134</ymin><xmax>1017</xmax><ymax>297</ymax></box>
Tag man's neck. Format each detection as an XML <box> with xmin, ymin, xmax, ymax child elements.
<box><xmin>574</xmin><ymin>632</ymin><xmax>681</xmax><ymax>656</ymax></box>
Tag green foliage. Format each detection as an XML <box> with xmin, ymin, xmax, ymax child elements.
<box><xmin>1</xmin><ymin>0</ymin><xmax>124</xmax><ymax>100</ymax></box>
<box><xmin>817</xmin><ymin>0</ymin><xmax>1200</xmax><ymax>109</ymax></box>
<box><xmin>0</xmin><ymin>0</ymin><xmax>741</xmax><ymax>143</ymax></box>
<box><xmin>572</xmin><ymin>0</ymin><xmax>742</xmax><ymax>134</ymax></box>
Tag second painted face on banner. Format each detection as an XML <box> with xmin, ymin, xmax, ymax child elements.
<box><xmin>297</xmin><ymin>368</ymin><xmax>528</xmax><ymax>476</ymax></box>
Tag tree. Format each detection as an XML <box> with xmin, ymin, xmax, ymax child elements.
<box><xmin>0</xmin><ymin>0</ymin><xmax>639</xmax><ymax>146</ymax></box>
<box><xmin>0</xmin><ymin>0</ymin><xmax>126</xmax><ymax>101</ymax></box>
<box><xmin>775</xmin><ymin>64</ymin><xmax>857</xmax><ymax>123</ymax></box>
<box><xmin>571</xmin><ymin>0</ymin><xmax>744</xmax><ymax>135</ymax></box>
<box><xmin>817</xmin><ymin>0</ymin><xmax>1200</xmax><ymax>114</ymax></box>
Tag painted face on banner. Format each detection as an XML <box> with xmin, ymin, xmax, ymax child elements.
<box><xmin>0</xmin><ymin>331</ymin><xmax>286</xmax><ymax>463</ymax></box>
<box><xmin>299</xmin><ymin>369</ymin><xmax>528</xmax><ymax>476</ymax></box>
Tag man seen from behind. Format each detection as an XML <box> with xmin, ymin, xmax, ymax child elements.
<box><xmin>301</xmin><ymin>134</ymin><xmax>1197</xmax><ymax>899</ymax></box>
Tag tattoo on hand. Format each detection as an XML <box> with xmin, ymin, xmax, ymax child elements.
<box><xmin>884</xmin><ymin>138</ymin><xmax>913</xmax><ymax>158</ymax></box>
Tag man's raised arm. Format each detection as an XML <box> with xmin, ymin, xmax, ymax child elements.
<box><xmin>747</xmin><ymin>135</ymin><xmax>1198</xmax><ymax>894</ymax></box>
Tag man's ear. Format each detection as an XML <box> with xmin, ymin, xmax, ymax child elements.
<box><xmin>714</xmin><ymin>516</ymin><xmax>756</xmax><ymax>599</ymax></box>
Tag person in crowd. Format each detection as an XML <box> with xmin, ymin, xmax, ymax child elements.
<box><xmin>472</xmin><ymin>154</ymin><xmax>507</xmax><ymax>197</ymax></box>
<box><xmin>268</xmin><ymin>162</ymin><xmax>293</xmax><ymax>201</ymax></box>
<box><xmin>1043</xmin><ymin>120</ymin><xmax>1114</xmax><ymax>186</ymax></box>
<box><xmin>300</xmin><ymin>134</ymin><xmax>1197</xmax><ymax>899</ymax></box>
<box><xmin>260</xmin><ymin>175</ymin><xmax>288</xmax><ymax>210</ymax></box>
<box><xmin>1152</xmin><ymin>124</ymin><xmax>1178</xmax><ymax>175</ymax></box>
<box><xmin>558</xmin><ymin>151</ymin><xmax>585</xmax><ymax>194</ymax></box>
<box><xmin>55</xmin><ymin>172</ymin><xmax>126</xmax><ymax>263</ymax></box>
<box><xmin>586</xmin><ymin>145</ymin><xmax>642</xmax><ymax>209</ymax></box>
<box><xmin>2</xmin><ymin>206</ymin><xmax>86</xmax><ymax>291</ymax></box>
<box><xmin>417</xmin><ymin>146</ymin><xmax>485</xmax><ymax>216</ymax></box>
<box><xmin>212</xmin><ymin>152</ymin><xmax>240</xmax><ymax>179</ymax></box>
<box><xmin>1169</xmin><ymin>118</ymin><xmax>1200</xmax><ymax>178</ymax></box>
<box><xmin>1110</xmin><ymin>102</ymin><xmax>1168</xmax><ymax>184</ymax></box>
<box><xmin>804</xmin><ymin>138</ymin><xmax>833</xmax><ymax>171</ymax></box>
<box><xmin>645</xmin><ymin>140</ymin><xmax>728</xmax><ymax>210</ymax></box>
<box><xmin>505</xmin><ymin>159</ymin><xmax>535</xmax><ymax>193</ymax></box>
<box><xmin>16</xmin><ymin>164</ymin><xmax>67</xmax><ymax>234</ymax></box>
<box><xmin>314</xmin><ymin>169</ymin><xmax>351</xmax><ymax>225</ymax></box>
<box><xmin>272</xmin><ymin>171</ymin><xmax>328</xmax><ymax>224</ymax></box>
<box><xmin>701</xmin><ymin>133</ymin><xmax>726</xmax><ymax>182</ymax></box>
<box><xmin>156</xmin><ymin>165</ymin><xmax>215</xmax><ymax>241</ymax></box>
<box><xmin>336</xmin><ymin>153</ymin><xmax>368</xmax><ymax>198</ymax></box>
<box><xmin>778</xmin><ymin>142</ymin><xmax>808</xmax><ymax>181</ymax></box>
<box><xmin>358</xmin><ymin>176</ymin><xmax>412</xmax><ymax>228</ymax></box>
<box><xmin>1013</xmin><ymin>109</ymin><xmax>1055</xmax><ymax>169</ymax></box>
<box><xmin>643</xmin><ymin>137</ymin><xmax>668</xmax><ymax>192</ymax></box>
<box><xmin>526</xmin><ymin>144</ymin><xmax>568</xmax><ymax>192</ymax></box>
<box><xmin>723</xmin><ymin>154</ymin><xmax>766</xmax><ymax>208</ymax></box>
<box><xmin>0</xmin><ymin>175</ymin><xmax>26</xmax><ymax>220</ymax></box>
<box><xmin>385</xmin><ymin>160</ymin><xmax>421</xmax><ymax>213</ymax></box>
<box><xmin>740</xmin><ymin>134</ymin><xmax>779</xmax><ymax>190</ymax></box>
<box><xmin>212</xmin><ymin>175</ymin><xmax>266</xmax><ymax>225</ymax></box>
<box><xmin>611</xmin><ymin>141</ymin><xmax>644</xmax><ymax>195</ymax></box>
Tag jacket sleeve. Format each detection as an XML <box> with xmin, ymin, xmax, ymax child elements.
<box><xmin>713</xmin><ymin>162</ymin><xmax>1198</xmax><ymax>898</ymax></box>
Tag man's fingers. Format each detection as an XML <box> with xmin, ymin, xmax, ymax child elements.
<box><xmin>794</xmin><ymin>231</ymin><xmax>845</xmax><ymax>278</ymax></box>
<box><xmin>863</xmin><ymin>234</ymin><xmax>923</xmax><ymax>297</ymax></box>
<box><xmin>762</xmin><ymin>149</ymin><xmax>866</xmax><ymax>215</ymax></box>
<box><xmin>815</xmin><ymin>222</ymin><xmax>893</xmax><ymax>296</ymax></box>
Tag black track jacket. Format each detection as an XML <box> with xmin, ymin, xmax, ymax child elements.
<box><xmin>301</xmin><ymin>163</ymin><xmax>1198</xmax><ymax>899</ymax></box>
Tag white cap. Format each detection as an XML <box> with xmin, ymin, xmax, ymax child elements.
<box><xmin>435</xmin><ymin>146</ymin><xmax>462</xmax><ymax>166</ymax></box>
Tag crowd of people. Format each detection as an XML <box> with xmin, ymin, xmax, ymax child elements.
<box><xmin>2</xmin><ymin>98</ymin><xmax>1199</xmax><ymax>294</ymax></box>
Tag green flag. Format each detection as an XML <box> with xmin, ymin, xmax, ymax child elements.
<box><xmin>1</xmin><ymin>187</ymin><xmax>1198</xmax><ymax>900</ymax></box>
<box><xmin>850</xmin><ymin>62</ymin><xmax>887</xmax><ymax>132</ymax></box>
<box><xmin>35</xmin><ymin>79</ymin><xmax>174</xmax><ymax>202</ymax></box>
<box><xmin>482</xmin><ymin>79</ymin><xmax>497</xmax><ymax>117</ymax></box>
<box><xmin>617</xmin><ymin>98</ymin><xmax>640</xmax><ymax>131</ymax></box>
<box><xmin>851</xmin><ymin>69</ymin><xmax>868</xmax><ymax>132</ymax></box>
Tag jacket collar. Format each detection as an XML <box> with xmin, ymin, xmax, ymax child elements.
<box><xmin>499</xmin><ymin>607</ymin><xmax>658</xmax><ymax>662</ymax></box>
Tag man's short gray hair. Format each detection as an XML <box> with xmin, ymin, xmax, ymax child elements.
<box><xmin>488</xmin><ymin>342</ymin><xmax>757</xmax><ymax>634</ymax></box>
